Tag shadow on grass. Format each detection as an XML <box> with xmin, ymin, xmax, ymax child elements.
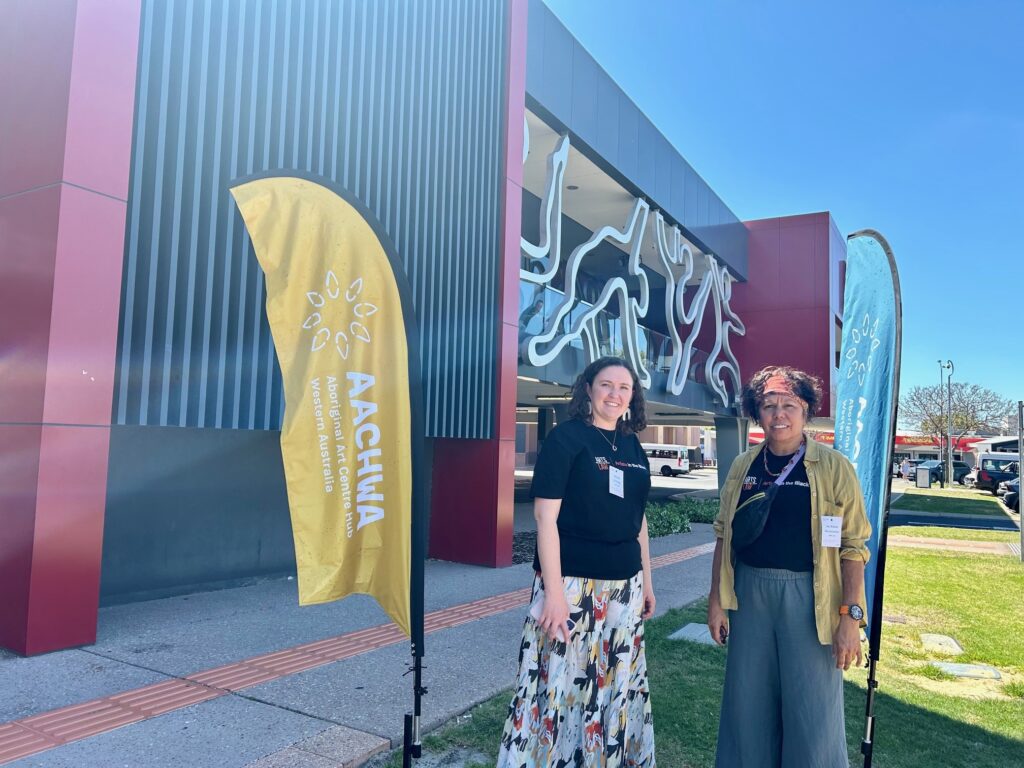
<box><xmin>843</xmin><ymin>680</ymin><xmax>1024</xmax><ymax>768</ymax></box>
<box><xmin>374</xmin><ymin>601</ymin><xmax>1023</xmax><ymax>768</ymax></box>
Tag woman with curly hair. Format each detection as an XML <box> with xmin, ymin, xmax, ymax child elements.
<box><xmin>498</xmin><ymin>356</ymin><xmax>656</xmax><ymax>767</ymax></box>
<box><xmin>708</xmin><ymin>365</ymin><xmax>872</xmax><ymax>767</ymax></box>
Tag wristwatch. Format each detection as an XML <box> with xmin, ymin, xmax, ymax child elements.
<box><xmin>839</xmin><ymin>603</ymin><xmax>864</xmax><ymax>622</ymax></box>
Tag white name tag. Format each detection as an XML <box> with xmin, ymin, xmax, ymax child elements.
<box><xmin>609</xmin><ymin>465</ymin><xmax>624</xmax><ymax>498</ymax></box>
<box><xmin>821</xmin><ymin>515</ymin><xmax>842</xmax><ymax>548</ymax></box>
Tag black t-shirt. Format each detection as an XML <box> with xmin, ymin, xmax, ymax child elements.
<box><xmin>734</xmin><ymin>446</ymin><xmax>814</xmax><ymax>572</ymax></box>
<box><xmin>530</xmin><ymin>418</ymin><xmax>651</xmax><ymax>580</ymax></box>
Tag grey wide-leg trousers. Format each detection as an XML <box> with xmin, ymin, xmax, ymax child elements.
<box><xmin>715</xmin><ymin>564</ymin><xmax>848</xmax><ymax>768</ymax></box>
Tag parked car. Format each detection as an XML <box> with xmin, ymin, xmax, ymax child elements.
<box><xmin>1003</xmin><ymin>477</ymin><xmax>1019</xmax><ymax>513</ymax></box>
<box><xmin>974</xmin><ymin>454</ymin><xmax>1020</xmax><ymax>494</ymax></box>
<box><xmin>911</xmin><ymin>460</ymin><xmax>970</xmax><ymax>485</ymax></box>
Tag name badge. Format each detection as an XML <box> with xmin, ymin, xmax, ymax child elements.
<box><xmin>609</xmin><ymin>466</ymin><xmax>624</xmax><ymax>498</ymax></box>
<box><xmin>821</xmin><ymin>515</ymin><xmax>842</xmax><ymax>548</ymax></box>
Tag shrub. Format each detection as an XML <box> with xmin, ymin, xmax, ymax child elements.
<box><xmin>645</xmin><ymin>501</ymin><xmax>691</xmax><ymax>537</ymax></box>
<box><xmin>679</xmin><ymin>497</ymin><xmax>719</xmax><ymax>524</ymax></box>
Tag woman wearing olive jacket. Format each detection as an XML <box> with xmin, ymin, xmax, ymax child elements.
<box><xmin>708</xmin><ymin>366</ymin><xmax>872</xmax><ymax>768</ymax></box>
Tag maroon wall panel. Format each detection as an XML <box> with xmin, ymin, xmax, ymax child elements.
<box><xmin>42</xmin><ymin>187</ymin><xmax>129</xmax><ymax>426</ymax></box>
<box><xmin>733</xmin><ymin>213</ymin><xmax>837</xmax><ymax>417</ymax></box>
<box><xmin>0</xmin><ymin>425</ymin><xmax>43</xmax><ymax>652</ymax></box>
<box><xmin>0</xmin><ymin>0</ymin><xmax>77</xmax><ymax>198</ymax></box>
<box><xmin>429</xmin><ymin>439</ymin><xmax>499</xmax><ymax>566</ymax></box>
<box><xmin>62</xmin><ymin>0</ymin><xmax>142</xmax><ymax>199</ymax></box>
<box><xmin>0</xmin><ymin>187</ymin><xmax>61</xmax><ymax>425</ymax></box>
<box><xmin>24</xmin><ymin>426</ymin><xmax>112</xmax><ymax>655</ymax></box>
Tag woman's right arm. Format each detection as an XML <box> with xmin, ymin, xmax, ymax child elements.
<box><xmin>707</xmin><ymin>538</ymin><xmax>729</xmax><ymax>645</ymax></box>
<box><xmin>534</xmin><ymin>497</ymin><xmax>571</xmax><ymax>643</ymax></box>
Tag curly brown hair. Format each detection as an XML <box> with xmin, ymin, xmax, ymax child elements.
<box><xmin>566</xmin><ymin>356</ymin><xmax>648</xmax><ymax>435</ymax></box>
<box><xmin>741</xmin><ymin>365</ymin><xmax>823</xmax><ymax>422</ymax></box>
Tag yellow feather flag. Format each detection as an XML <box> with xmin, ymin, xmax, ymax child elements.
<box><xmin>231</xmin><ymin>176</ymin><xmax>412</xmax><ymax>636</ymax></box>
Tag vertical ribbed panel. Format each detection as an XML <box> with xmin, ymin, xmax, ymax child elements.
<box><xmin>115</xmin><ymin>0</ymin><xmax>507</xmax><ymax>438</ymax></box>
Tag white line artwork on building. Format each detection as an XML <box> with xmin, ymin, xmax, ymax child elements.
<box><xmin>520</xmin><ymin>124</ymin><xmax>745</xmax><ymax>406</ymax></box>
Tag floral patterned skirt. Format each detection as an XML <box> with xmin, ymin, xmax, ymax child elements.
<box><xmin>497</xmin><ymin>572</ymin><xmax>655</xmax><ymax>767</ymax></box>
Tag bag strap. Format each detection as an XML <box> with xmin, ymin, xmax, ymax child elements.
<box><xmin>768</xmin><ymin>441</ymin><xmax>806</xmax><ymax>487</ymax></box>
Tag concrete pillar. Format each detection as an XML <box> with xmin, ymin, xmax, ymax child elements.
<box><xmin>0</xmin><ymin>0</ymin><xmax>142</xmax><ymax>655</ymax></box>
<box><xmin>715</xmin><ymin>416</ymin><xmax>750</xmax><ymax>490</ymax></box>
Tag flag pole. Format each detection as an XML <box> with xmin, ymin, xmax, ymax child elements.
<box><xmin>403</xmin><ymin>349</ymin><xmax>428</xmax><ymax>766</ymax></box>
<box><xmin>853</xmin><ymin>230</ymin><xmax>902</xmax><ymax>768</ymax></box>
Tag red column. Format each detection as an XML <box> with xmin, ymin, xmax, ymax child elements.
<box><xmin>428</xmin><ymin>0</ymin><xmax>528</xmax><ymax>567</ymax></box>
<box><xmin>0</xmin><ymin>0</ymin><xmax>141</xmax><ymax>655</ymax></box>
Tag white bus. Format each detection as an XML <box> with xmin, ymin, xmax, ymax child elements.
<box><xmin>642</xmin><ymin>443</ymin><xmax>691</xmax><ymax>477</ymax></box>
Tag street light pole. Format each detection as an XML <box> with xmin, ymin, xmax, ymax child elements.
<box><xmin>937</xmin><ymin>360</ymin><xmax>945</xmax><ymax>480</ymax></box>
<box><xmin>945</xmin><ymin>360</ymin><xmax>954</xmax><ymax>486</ymax></box>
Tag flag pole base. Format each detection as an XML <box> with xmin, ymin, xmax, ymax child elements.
<box><xmin>403</xmin><ymin>714</ymin><xmax>414</xmax><ymax>767</ymax></box>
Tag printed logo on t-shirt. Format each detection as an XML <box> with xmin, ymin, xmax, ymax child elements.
<box><xmin>742</xmin><ymin>475</ymin><xmax>758</xmax><ymax>491</ymax></box>
<box><xmin>613</xmin><ymin>460</ymin><xmax>647</xmax><ymax>471</ymax></box>
<box><xmin>594</xmin><ymin>456</ymin><xmax>646</xmax><ymax>472</ymax></box>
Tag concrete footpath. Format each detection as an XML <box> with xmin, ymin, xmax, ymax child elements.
<box><xmin>0</xmin><ymin>527</ymin><xmax>717</xmax><ymax>768</ymax></box>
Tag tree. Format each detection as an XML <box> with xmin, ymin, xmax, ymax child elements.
<box><xmin>899</xmin><ymin>382</ymin><xmax>1015</xmax><ymax>445</ymax></box>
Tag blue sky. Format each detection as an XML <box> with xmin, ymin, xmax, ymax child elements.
<box><xmin>545</xmin><ymin>0</ymin><xmax>1024</xmax><ymax>401</ymax></box>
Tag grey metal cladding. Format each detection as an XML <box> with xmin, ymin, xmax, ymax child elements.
<box><xmin>115</xmin><ymin>0</ymin><xmax>507</xmax><ymax>438</ymax></box>
<box><xmin>525</xmin><ymin>0</ymin><xmax>748</xmax><ymax>279</ymax></box>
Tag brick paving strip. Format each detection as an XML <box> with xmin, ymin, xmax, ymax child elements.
<box><xmin>0</xmin><ymin>542</ymin><xmax>716</xmax><ymax>764</ymax></box>
<box><xmin>886</xmin><ymin>534</ymin><xmax>1015</xmax><ymax>556</ymax></box>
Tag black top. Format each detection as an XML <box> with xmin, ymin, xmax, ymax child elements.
<box><xmin>734</xmin><ymin>446</ymin><xmax>814</xmax><ymax>572</ymax></box>
<box><xmin>530</xmin><ymin>418</ymin><xmax>651</xmax><ymax>580</ymax></box>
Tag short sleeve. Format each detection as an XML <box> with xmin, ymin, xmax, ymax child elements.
<box><xmin>530</xmin><ymin>428</ymin><xmax>578</xmax><ymax>499</ymax></box>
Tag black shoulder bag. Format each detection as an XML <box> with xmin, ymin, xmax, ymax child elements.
<box><xmin>731</xmin><ymin>442</ymin><xmax>806</xmax><ymax>549</ymax></box>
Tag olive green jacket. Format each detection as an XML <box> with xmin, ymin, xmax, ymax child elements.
<box><xmin>713</xmin><ymin>437</ymin><xmax>872</xmax><ymax>645</ymax></box>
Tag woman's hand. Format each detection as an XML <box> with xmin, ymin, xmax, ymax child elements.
<box><xmin>832</xmin><ymin>616</ymin><xmax>863</xmax><ymax>670</ymax></box>
<box><xmin>538</xmin><ymin>588</ymin><xmax>572</xmax><ymax>643</ymax></box>
<box><xmin>642</xmin><ymin>582</ymin><xmax>656</xmax><ymax>619</ymax></box>
<box><xmin>707</xmin><ymin>598</ymin><xmax>729</xmax><ymax>646</ymax></box>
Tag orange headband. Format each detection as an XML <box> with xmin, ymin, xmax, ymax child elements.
<box><xmin>762</xmin><ymin>374</ymin><xmax>807</xmax><ymax>406</ymax></box>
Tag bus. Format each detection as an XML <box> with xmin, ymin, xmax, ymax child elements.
<box><xmin>642</xmin><ymin>443</ymin><xmax>691</xmax><ymax>477</ymax></box>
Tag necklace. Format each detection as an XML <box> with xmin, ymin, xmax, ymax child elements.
<box><xmin>762</xmin><ymin>438</ymin><xmax>804</xmax><ymax>477</ymax></box>
<box><xmin>762</xmin><ymin>447</ymin><xmax>784</xmax><ymax>477</ymax></box>
<box><xmin>593</xmin><ymin>424</ymin><xmax>618</xmax><ymax>452</ymax></box>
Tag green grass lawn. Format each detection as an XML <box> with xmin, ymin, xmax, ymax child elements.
<box><xmin>889</xmin><ymin>525</ymin><xmax>1020</xmax><ymax>543</ymax></box>
<box><xmin>376</xmin><ymin>547</ymin><xmax>1024</xmax><ymax>767</ymax></box>
<box><xmin>892</xmin><ymin>487</ymin><xmax>1009</xmax><ymax>516</ymax></box>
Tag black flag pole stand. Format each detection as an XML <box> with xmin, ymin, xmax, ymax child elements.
<box><xmin>402</xmin><ymin>510</ymin><xmax>426</xmax><ymax>767</ymax></box>
<box><xmin>402</xmin><ymin>524</ymin><xmax>426</xmax><ymax>768</ymax></box>
<box><xmin>402</xmin><ymin>652</ymin><xmax>425</xmax><ymax>767</ymax></box>
<box><xmin>857</xmin><ymin>231</ymin><xmax>902</xmax><ymax>768</ymax></box>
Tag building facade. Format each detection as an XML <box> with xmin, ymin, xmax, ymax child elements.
<box><xmin>2</xmin><ymin>0</ymin><xmax>845</xmax><ymax>655</ymax></box>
